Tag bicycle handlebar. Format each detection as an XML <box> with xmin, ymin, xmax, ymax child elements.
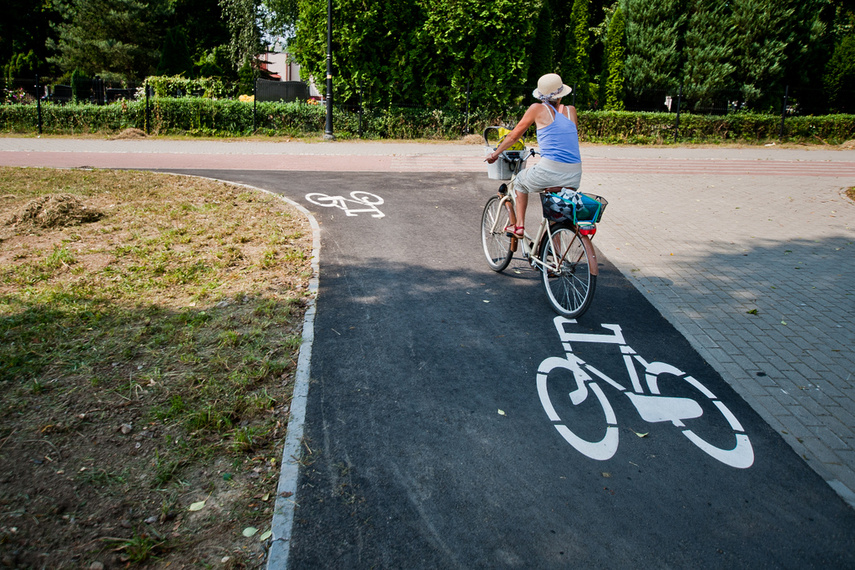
<box><xmin>499</xmin><ymin>147</ymin><xmax>537</xmax><ymax>162</ymax></box>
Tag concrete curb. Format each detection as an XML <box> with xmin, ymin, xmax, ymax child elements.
<box><xmin>265</xmin><ymin>191</ymin><xmax>320</xmax><ymax>570</ymax></box>
<box><xmin>178</xmin><ymin>175</ymin><xmax>320</xmax><ymax>569</ymax></box>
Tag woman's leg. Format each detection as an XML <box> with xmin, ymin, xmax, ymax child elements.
<box><xmin>515</xmin><ymin>192</ymin><xmax>528</xmax><ymax>231</ymax></box>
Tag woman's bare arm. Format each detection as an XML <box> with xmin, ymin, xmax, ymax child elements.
<box><xmin>486</xmin><ymin>103</ymin><xmax>541</xmax><ymax>163</ymax></box>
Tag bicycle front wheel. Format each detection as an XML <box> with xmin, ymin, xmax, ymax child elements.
<box><xmin>481</xmin><ymin>195</ymin><xmax>513</xmax><ymax>272</ymax></box>
<box><xmin>539</xmin><ymin>225</ymin><xmax>597</xmax><ymax>318</ymax></box>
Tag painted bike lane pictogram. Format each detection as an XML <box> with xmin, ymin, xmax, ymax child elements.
<box><xmin>537</xmin><ymin>317</ymin><xmax>754</xmax><ymax>469</ymax></box>
<box><xmin>170</xmin><ymin>170</ymin><xmax>855</xmax><ymax>569</ymax></box>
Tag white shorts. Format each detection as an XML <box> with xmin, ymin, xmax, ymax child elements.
<box><xmin>513</xmin><ymin>157</ymin><xmax>582</xmax><ymax>194</ymax></box>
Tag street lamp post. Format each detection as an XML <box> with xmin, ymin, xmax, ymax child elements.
<box><xmin>324</xmin><ymin>0</ymin><xmax>334</xmax><ymax>141</ymax></box>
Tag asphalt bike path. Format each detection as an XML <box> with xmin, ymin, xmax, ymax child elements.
<box><xmin>174</xmin><ymin>169</ymin><xmax>854</xmax><ymax>568</ymax></box>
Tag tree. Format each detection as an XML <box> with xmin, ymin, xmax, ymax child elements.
<box><xmin>219</xmin><ymin>0</ymin><xmax>262</xmax><ymax>70</ymax></box>
<box><xmin>291</xmin><ymin>0</ymin><xmax>425</xmax><ymax>106</ymax></box>
<box><xmin>0</xmin><ymin>0</ymin><xmax>60</xmax><ymax>77</ymax></box>
<box><xmin>3</xmin><ymin>50</ymin><xmax>41</xmax><ymax>80</ymax></box>
<box><xmin>416</xmin><ymin>0</ymin><xmax>540</xmax><ymax>109</ymax></box>
<box><xmin>824</xmin><ymin>34</ymin><xmax>855</xmax><ymax>111</ymax></box>
<box><xmin>526</xmin><ymin>1</ymin><xmax>555</xmax><ymax>90</ymax></box>
<box><xmin>561</xmin><ymin>0</ymin><xmax>591</xmax><ymax>100</ymax></box>
<box><xmin>620</xmin><ymin>0</ymin><xmax>685</xmax><ymax>107</ymax></box>
<box><xmin>681</xmin><ymin>0</ymin><xmax>735</xmax><ymax>108</ymax></box>
<box><xmin>291</xmin><ymin>0</ymin><xmax>541</xmax><ymax>110</ymax></box>
<box><xmin>781</xmin><ymin>0</ymin><xmax>834</xmax><ymax>113</ymax></box>
<box><xmin>263</xmin><ymin>0</ymin><xmax>300</xmax><ymax>39</ymax></box>
<box><xmin>339</xmin><ymin>0</ymin><xmax>425</xmax><ymax>105</ymax></box>
<box><xmin>170</xmin><ymin>0</ymin><xmax>231</xmax><ymax>64</ymax></box>
<box><xmin>290</xmin><ymin>0</ymin><xmax>326</xmax><ymax>91</ymax></box>
<box><xmin>47</xmin><ymin>0</ymin><xmax>171</xmax><ymax>82</ymax></box>
<box><xmin>728</xmin><ymin>0</ymin><xmax>795</xmax><ymax>107</ymax></box>
<box><xmin>194</xmin><ymin>45</ymin><xmax>234</xmax><ymax>78</ymax></box>
<box><xmin>157</xmin><ymin>27</ymin><xmax>194</xmax><ymax>76</ymax></box>
<box><xmin>603</xmin><ymin>6</ymin><xmax>625</xmax><ymax>109</ymax></box>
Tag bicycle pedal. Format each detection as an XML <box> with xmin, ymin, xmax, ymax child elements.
<box><xmin>510</xmin><ymin>237</ymin><xmax>519</xmax><ymax>252</ymax></box>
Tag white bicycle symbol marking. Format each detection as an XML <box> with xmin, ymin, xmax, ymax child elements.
<box><xmin>305</xmin><ymin>191</ymin><xmax>385</xmax><ymax>218</ymax></box>
<box><xmin>537</xmin><ymin>317</ymin><xmax>754</xmax><ymax>469</ymax></box>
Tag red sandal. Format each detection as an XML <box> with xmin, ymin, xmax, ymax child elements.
<box><xmin>504</xmin><ymin>224</ymin><xmax>524</xmax><ymax>238</ymax></box>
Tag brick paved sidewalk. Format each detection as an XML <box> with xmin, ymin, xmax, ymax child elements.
<box><xmin>2</xmin><ymin>137</ymin><xmax>854</xmax><ymax>506</ymax></box>
<box><xmin>588</xmin><ymin>169</ymin><xmax>855</xmax><ymax>506</ymax></box>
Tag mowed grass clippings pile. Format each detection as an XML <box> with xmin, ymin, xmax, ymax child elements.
<box><xmin>0</xmin><ymin>167</ymin><xmax>313</xmax><ymax>568</ymax></box>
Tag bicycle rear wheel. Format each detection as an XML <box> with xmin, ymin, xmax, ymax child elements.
<box><xmin>481</xmin><ymin>195</ymin><xmax>513</xmax><ymax>272</ymax></box>
<box><xmin>539</xmin><ymin>224</ymin><xmax>597</xmax><ymax>318</ymax></box>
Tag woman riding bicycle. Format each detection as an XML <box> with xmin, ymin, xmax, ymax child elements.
<box><xmin>485</xmin><ymin>73</ymin><xmax>582</xmax><ymax>239</ymax></box>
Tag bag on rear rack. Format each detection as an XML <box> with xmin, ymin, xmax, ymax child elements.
<box><xmin>541</xmin><ymin>189</ymin><xmax>607</xmax><ymax>224</ymax></box>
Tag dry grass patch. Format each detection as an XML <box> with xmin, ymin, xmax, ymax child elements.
<box><xmin>0</xmin><ymin>167</ymin><xmax>313</xmax><ymax>568</ymax></box>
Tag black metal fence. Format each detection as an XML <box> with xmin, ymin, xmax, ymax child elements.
<box><xmin>2</xmin><ymin>74</ymin><xmax>852</xmax><ymax>141</ymax></box>
<box><xmin>255</xmin><ymin>79</ymin><xmax>309</xmax><ymax>103</ymax></box>
<box><xmin>2</xmin><ymin>76</ymin><xmax>141</xmax><ymax>105</ymax></box>
<box><xmin>1</xmin><ymin>76</ymin><xmax>313</xmax><ymax>105</ymax></box>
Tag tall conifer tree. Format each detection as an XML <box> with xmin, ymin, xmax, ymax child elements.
<box><xmin>604</xmin><ymin>6</ymin><xmax>625</xmax><ymax>109</ymax></box>
<box><xmin>527</xmin><ymin>2</ymin><xmax>555</xmax><ymax>91</ymax></box>
<box><xmin>562</xmin><ymin>0</ymin><xmax>591</xmax><ymax>97</ymax></box>
<box><xmin>47</xmin><ymin>0</ymin><xmax>170</xmax><ymax>81</ymax></box>
<box><xmin>728</xmin><ymin>0</ymin><xmax>794</xmax><ymax>105</ymax></box>
<box><xmin>157</xmin><ymin>27</ymin><xmax>194</xmax><ymax>76</ymax></box>
<box><xmin>620</xmin><ymin>0</ymin><xmax>685</xmax><ymax>106</ymax></box>
<box><xmin>682</xmin><ymin>0</ymin><xmax>734</xmax><ymax>107</ymax></box>
<box><xmin>824</xmin><ymin>34</ymin><xmax>855</xmax><ymax>111</ymax></box>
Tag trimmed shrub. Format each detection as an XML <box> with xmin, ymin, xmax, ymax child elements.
<box><xmin>1</xmin><ymin>97</ymin><xmax>854</xmax><ymax>144</ymax></box>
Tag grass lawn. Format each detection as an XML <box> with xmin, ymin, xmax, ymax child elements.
<box><xmin>0</xmin><ymin>167</ymin><xmax>313</xmax><ymax>568</ymax></box>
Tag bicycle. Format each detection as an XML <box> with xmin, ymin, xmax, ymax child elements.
<box><xmin>480</xmin><ymin>147</ymin><xmax>607</xmax><ymax>319</ymax></box>
<box><xmin>537</xmin><ymin>316</ymin><xmax>755</xmax><ymax>469</ymax></box>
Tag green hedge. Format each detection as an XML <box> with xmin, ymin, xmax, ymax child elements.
<box><xmin>2</xmin><ymin>98</ymin><xmax>854</xmax><ymax>144</ymax></box>
<box><xmin>144</xmin><ymin>76</ymin><xmax>234</xmax><ymax>99</ymax></box>
<box><xmin>579</xmin><ymin>111</ymin><xmax>855</xmax><ymax>144</ymax></box>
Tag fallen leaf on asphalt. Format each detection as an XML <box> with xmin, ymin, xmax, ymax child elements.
<box><xmin>498</xmin><ymin>409</ymin><xmax>506</xmax><ymax>416</ymax></box>
<box><xmin>189</xmin><ymin>501</ymin><xmax>206</xmax><ymax>512</ymax></box>
<box><xmin>260</xmin><ymin>530</ymin><xmax>272</xmax><ymax>541</ymax></box>
<box><xmin>632</xmin><ymin>430</ymin><xmax>649</xmax><ymax>438</ymax></box>
<box><xmin>242</xmin><ymin>527</ymin><xmax>258</xmax><ymax>538</ymax></box>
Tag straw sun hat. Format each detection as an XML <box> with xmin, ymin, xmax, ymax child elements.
<box><xmin>532</xmin><ymin>73</ymin><xmax>573</xmax><ymax>101</ymax></box>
